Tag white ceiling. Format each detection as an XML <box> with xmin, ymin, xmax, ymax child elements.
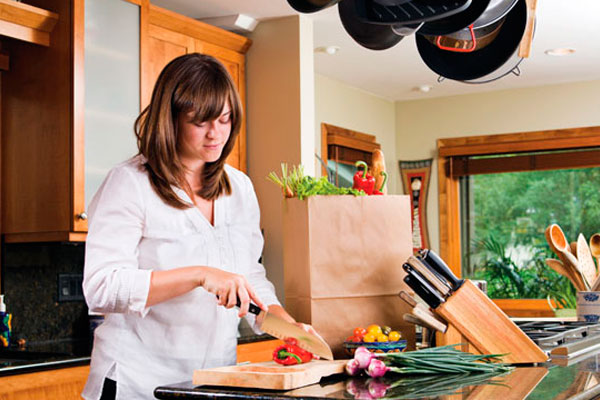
<box><xmin>151</xmin><ymin>0</ymin><xmax>600</xmax><ymax>101</ymax></box>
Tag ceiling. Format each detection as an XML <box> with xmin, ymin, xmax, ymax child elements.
<box><xmin>151</xmin><ymin>0</ymin><xmax>600</xmax><ymax>101</ymax></box>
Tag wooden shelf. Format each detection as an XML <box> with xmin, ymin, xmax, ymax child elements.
<box><xmin>0</xmin><ymin>0</ymin><xmax>59</xmax><ymax>46</ymax></box>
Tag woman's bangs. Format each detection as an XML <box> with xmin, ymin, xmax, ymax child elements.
<box><xmin>185</xmin><ymin>75</ymin><xmax>230</xmax><ymax>124</ymax></box>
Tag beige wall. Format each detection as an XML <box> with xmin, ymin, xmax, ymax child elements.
<box><xmin>315</xmin><ymin>74</ymin><xmax>398</xmax><ymax>194</ymax></box>
<box><xmin>246</xmin><ymin>15</ymin><xmax>314</xmax><ymax>303</ymax></box>
<box><xmin>395</xmin><ymin>79</ymin><xmax>600</xmax><ymax>253</ymax></box>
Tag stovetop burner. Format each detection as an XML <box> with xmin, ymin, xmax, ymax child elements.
<box><xmin>516</xmin><ymin>321</ymin><xmax>600</xmax><ymax>352</ymax></box>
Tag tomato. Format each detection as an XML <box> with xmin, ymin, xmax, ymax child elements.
<box><xmin>376</xmin><ymin>334</ymin><xmax>388</xmax><ymax>342</ymax></box>
<box><xmin>345</xmin><ymin>335</ymin><xmax>355</xmax><ymax>342</ymax></box>
<box><xmin>388</xmin><ymin>331</ymin><xmax>401</xmax><ymax>341</ymax></box>
<box><xmin>353</xmin><ymin>327</ymin><xmax>367</xmax><ymax>338</ymax></box>
<box><xmin>351</xmin><ymin>335</ymin><xmax>362</xmax><ymax>343</ymax></box>
<box><xmin>363</xmin><ymin>332</ymin><xmax>377</xmax><ymax>343</ymax></box>
<box><xmin>367</xmin><ymin>324</ymin><xmax>382</xmax><ymax>336</ymax></box>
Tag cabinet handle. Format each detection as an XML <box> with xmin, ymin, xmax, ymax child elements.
<box><xmin>76</xmin><ymin>212</ymin><xmax>88</xmax><ymax>221</ymax></box>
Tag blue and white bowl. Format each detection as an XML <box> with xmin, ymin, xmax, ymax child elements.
<box><xmin>577</xmin><ymin>291</ymin><xmax>600</xmax><ymax>322</ymax></box>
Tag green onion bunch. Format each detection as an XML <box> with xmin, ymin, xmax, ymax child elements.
<box><xmin>378</xmin><ymin>344</ymin><xmax>514</xmax><ymax>375</ymax></box>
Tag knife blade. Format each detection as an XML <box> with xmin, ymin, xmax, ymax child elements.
<box><xmin>242</xmin><ymin>301</ymin><xmax>334</xmax><ymax>360</ymax></box>
<box><xmin>418</xmin><ymin>249</ymin><xmax>464</xmax><ymax>291</ymax></box>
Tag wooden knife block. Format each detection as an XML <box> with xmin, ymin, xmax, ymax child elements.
<box><xmin>433</xmin><ymin>280</ymin><xmax>547</xmax><ymax>364</ymax></box>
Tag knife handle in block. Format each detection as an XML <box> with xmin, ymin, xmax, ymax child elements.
<box><xmin>412</xmin><ymin>306</ymin><xmax>447</xmax><ymax>333</ymax></box>
<box><xmin>398</xmin><ymin>291</ymin><xmax>447</xmax><ymax>332</ymax></box>
<box><xmin>436</xmin><ymin>280</ymin><xmax>548</xmax><ymax>364</ymax></box>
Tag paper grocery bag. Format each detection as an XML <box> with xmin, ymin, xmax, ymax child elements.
<box><xmin>283</xmin><ymin>195</ymin><xmax>412</xmax><ymax>299</ymax></box>
<box><xmin>282</xmin><ymin>195</ymin><xmax>414</xmax><ymax>355</ymax></box>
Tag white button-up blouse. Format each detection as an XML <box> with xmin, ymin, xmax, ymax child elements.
<box><xmin>82</xmin><ymin>156</ymin><xmax>280</xmax><ymax>400</ymax></box>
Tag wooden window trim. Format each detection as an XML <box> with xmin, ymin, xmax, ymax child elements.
<box><xmin>437</xmin><ymin>126</ymin><xmax>600</xmax><ymax>316</ymax></box>
<box><xmin>320</xmin><ymin>123</ymin><xmax>381</xmax><ymax>177</ymax></box>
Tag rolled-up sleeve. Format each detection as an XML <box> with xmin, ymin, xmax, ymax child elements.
<box><xmin>83</xmin><ymin>166</ymin><xmax>152</xmax><ymax>317</ymax></box>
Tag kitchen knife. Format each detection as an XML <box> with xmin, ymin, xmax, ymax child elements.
<box><xmin>403</xmin><ymin>263</ymin><xmax>446</xmax><ymax>307</ymax></box>
<box><xmin>397</xmin><ymin>290</ymin><xmax>448</xmax><ymax>327</ymax></box>
<box><xmin>403</xmin><ymin>274</ymin><xmax>442</xmax><ymax>309</ymax></box>
<box><xmin>406</xmin><ymin>255</ymin><xmax>451</xmax><ymax>297</ymax></box>
<box><xmin>241</xmin><ymin>301</ymin><xmax>334</xmax><ymax>360</ymax></box>
<box><xmin>417</xmin><ymin>249</ymin><xmax>464</xmax><ymax>291</ymax></box>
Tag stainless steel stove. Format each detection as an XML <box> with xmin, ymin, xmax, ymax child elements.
<box><xmin>516</xmin><ymin>321</ymin><xmax>600</xmax><ymax>360</ymax></box>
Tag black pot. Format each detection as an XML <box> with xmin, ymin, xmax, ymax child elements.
<box><xmin>338</xmin><ymin>0</ymin><xmax>403</xmax><ymax>50</ymax></box>
<box><xmin>415</xmin><ymin>0</ymin><xmax>527</xmax><ymax>81</ymax></box>
<box><xmin>354</xmin><ymin>0</ymin><xmax>471</xmax><ymax>26</ymax></box>
<box><xmin>418</xmin><ymin>0</ymin><xmax>492</xmax><ymax>35</ymax></box>
<box><xmin>287</xmin><ymin>0</ymin><xmax>341</xmax><ymax>13</ymax></box>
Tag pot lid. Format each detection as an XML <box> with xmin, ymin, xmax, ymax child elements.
<box><xmin>474</xmin><ymin>0</ymin><xmax>519</xmax><ymax>28</ymax></box>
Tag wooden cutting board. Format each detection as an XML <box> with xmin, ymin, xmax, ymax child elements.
<box><xmin>193</xmin><ymin>360</ymin><xmax>347</xmax><ymax>390</ymax></box>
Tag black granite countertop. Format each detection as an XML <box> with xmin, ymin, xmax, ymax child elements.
<box><xmin>154</xmin><ymin>351</ymin><xmax>600</xmax><ymax>400</ymax></box>
<box><xmin>0</xmin><ymin>339</ymin><xmax>91</xmax><ymax>376</ymax></box>
<box><xmin>0</xmin><ymin>333</ymin><xmax>273</xmax><ymax>377</ymax></box>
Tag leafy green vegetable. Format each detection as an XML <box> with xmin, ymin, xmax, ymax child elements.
<box><xmin>267</xmin><ymin>163</ymin><xmax>365</xmax><ymax>200</ymax></box>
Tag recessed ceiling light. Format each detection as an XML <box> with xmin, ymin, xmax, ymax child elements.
<box><xmin>315</xmin><ymin>45</ymin><xmax>340</xmax><ymax>55</ymax></box>
<box><xmin>544</xmin><ymin>48</ymin><xmax>576</xmax><ymax>56</ymax></box>
<box><xmin>413</xmin><ymin>84</ymin><xmax>432</xmax><ymax>93</ymax></box>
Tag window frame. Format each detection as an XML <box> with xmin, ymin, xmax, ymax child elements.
<box><xmin>437</xmin><ymin>126</ymin><xmax>600</xmax><ymax>317</ymax></box>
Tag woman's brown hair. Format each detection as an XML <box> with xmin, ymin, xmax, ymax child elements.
<box><xmin>135</xmin><ymin>53</ymin><xmax>242</xmax><ymax>209</ymax></box>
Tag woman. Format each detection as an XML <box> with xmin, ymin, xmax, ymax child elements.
<box><xmin>82</xmin><ymin>53</ymin><xmax>316</xmax><ymax>400</ymax></box>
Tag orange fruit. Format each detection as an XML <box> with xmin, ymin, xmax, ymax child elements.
<box><xmin>367</xmin><ymin>324</ymin><xmax>382</xmax><ymax>336</ymax></box>
<box><xmin>376</xmin><ymin>333</ymin><xmax>388</xmax><ymax>342</ymax></box>
<box><xmin>363</xmin><ymin>332</ymin><xmax>376</xmax><ymax>343</ymax></box>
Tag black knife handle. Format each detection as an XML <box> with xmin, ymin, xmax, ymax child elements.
<box><xmin>404</xmin><ymin>274</ymin><xmax>441</xmax><ymax>309</ymax></box>
<box><xmin>234</xmin><ymin>298</ymin><xmax>262</xmax><ymax>316</ymax></box>
<box><xmin>403</xmin><ymin>264</ymin><xmax>445</xmax><ymax>308</ymax></box>
<box><xmin>418</xmin><ymin>249</ymin><xmax>464</xmax><ymax>291</ymax></box>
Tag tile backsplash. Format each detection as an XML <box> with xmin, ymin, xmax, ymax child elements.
<box><xmin>1</xmin><ymin>242</ymin><xmax>89</xmax><ymax>344</ymax></box>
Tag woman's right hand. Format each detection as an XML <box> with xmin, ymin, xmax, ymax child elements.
<box><xmin>198</xmin><ymin>266</ymin><xmax>266</xmax><ymax>317</ymax></box>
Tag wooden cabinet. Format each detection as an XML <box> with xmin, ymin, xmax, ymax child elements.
<box><xmin>142</xmin><ymin>3</ymin><xmax>250</xmax><ymax>172</ymax></box>
<box><xmin>0</xmin><ymin>365</ymin><xmax>89</xmax><ymax>400</ymax></box>
<box><xmin>1</xmin><ymin>0</ymin><xmax>250</xmax><ymax>243</ymax></box>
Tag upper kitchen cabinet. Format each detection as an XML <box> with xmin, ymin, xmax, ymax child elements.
<box><xmin>1</xmin><ymin>0</ymin><xmax>250</xmax><ymax>243</ymax></box>
<box><xmin>142</xmin><ymin>4</ymin><xmax>251</xmax><ymax>171</ymax></box>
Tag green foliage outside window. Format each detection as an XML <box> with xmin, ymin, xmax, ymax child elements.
<box><xmin>462</xmin><ymin>165</ymin><xmax>600</xmax><ymax>304</ymax></box>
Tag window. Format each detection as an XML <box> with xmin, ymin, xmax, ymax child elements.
<box><xmin>320</xmin><ymin>123</ymin><xmax>380</xmax><ymax>187</ymax></box>
<box><xmin>437</xmin><ymin>127</ymin><xmax>600</xmax><ymax>316</ymax></box>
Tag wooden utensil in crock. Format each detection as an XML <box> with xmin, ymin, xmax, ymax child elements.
<box><xmin>545</xmin><ymin>224</ymin><xmax>590</xmax><ymax>290</ymax></box>
<box><xmin>590</xmin><ymin>233</ymin><xmax>600</xmax><ymax>269</ymax></box>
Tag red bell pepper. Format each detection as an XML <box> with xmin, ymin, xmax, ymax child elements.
<box><xmin>273</xmin><ymin>342</ymin><xmax>313</xmax><ymax>365</ymax></box>
<box><xmin>372</xmin><ymin>171</ymin><xmax>388</xmax><ymax>195</ymax></box>
<box><xmin>353</xmin><ymin>161</ymin><xmax>375</xmax><ymax>195</ymax></box>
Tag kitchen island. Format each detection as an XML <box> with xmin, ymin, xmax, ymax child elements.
<box><xmin>155</xmin><ymin>351</ymin><xmax>600</xmax><ymax>400</ymax></box>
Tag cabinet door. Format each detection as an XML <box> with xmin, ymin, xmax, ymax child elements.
<box><xmin>142</xmin><ymin>24</ymin><xmax>195</xmax><ymax>108</ymax></box>
<box><xmin>84</xmin><ymin>0</ymin><xmax>140</xmax><ymax>215</ymax></box>
<box><xmin>195</xmin><ymin>41</ymin><xmax>246</xmax><ymax>171</ymax></box>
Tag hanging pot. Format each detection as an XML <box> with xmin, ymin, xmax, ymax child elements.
<box><xmin>423</xmin><ymin>18</ymin><xmax>505</xmax><ymax>53</ymax></box>
<box><xmin>419</xmin><ymin>0</ymin><xmax>518</xmax><ymax>51</ymax></box>
<box><xmin>287</xmin><ymin>0</ymin><xmax>341</xmax><ymax>13</ymax></box>
<box><xmin>338</xmin><ymin>0</ymin><xmax>403</xmax><ymax>50</ymax></box>
<box><xmin>417</xmin><ymin>0</ymin><xmax>492</xmax><ymax>36</ymax></box>
<box><xmin>415</xmin><ymin>0</ymin><xmax>527</xmax><ymax>81</ymax></box>
<box><xmin>354</xmin><ymin>0</ymin><xmax>471</xmax><ymax>26</ymax></box>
